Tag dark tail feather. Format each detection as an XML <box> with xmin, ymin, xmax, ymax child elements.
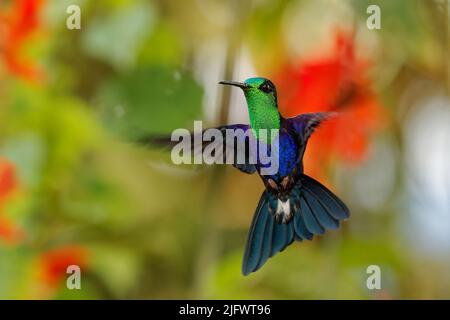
<box><xmin>293</xmin><ymin>174</ymin><xmax>349</xmax><ymax>238</ymax></box>
<box><xmin>242</xmin><ymin>191</ymin><xmax>295</xmax><ymax>276</ymax></box>
<box><xmin>242</xmin><ymin>175</ymin><xmax>349</xmax><ymax>276</ymax></box>
<box><xmin>300</xmin><ymin>174</ymin><xmax>350</xmax><ymax>221</ymax></box>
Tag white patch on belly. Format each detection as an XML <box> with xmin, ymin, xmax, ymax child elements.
<box><xmin>276</xmin><ymin>199</ymin><xmax>291</xmax><ymax>223</ymax></box>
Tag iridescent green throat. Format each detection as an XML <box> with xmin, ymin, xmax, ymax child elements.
<box><xmin>244</xmin><ymin>91</ymin><xmax>281</xmax><ymax>143</ymax></box>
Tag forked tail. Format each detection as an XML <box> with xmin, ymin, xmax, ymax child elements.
<box><xmin>242</xmin><ymin>174</ymin><xmax>350</xmax><ymax>276</ymax></box>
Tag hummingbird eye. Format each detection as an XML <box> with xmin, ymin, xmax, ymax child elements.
<box><xmin>259</xmin><ymin>81</ymin><xmax>274</xmax><ymax>94</ymax></box>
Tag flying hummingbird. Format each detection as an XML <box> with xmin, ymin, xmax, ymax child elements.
<box><xmin>144</xmin><ymin>77</ymin><xmax>350</xmax><ymax>276</ymax></box>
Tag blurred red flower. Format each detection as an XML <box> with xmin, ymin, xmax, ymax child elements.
<box><xmin>0</xmin><ymin>157</ymin><xmax>18</xmax><ymax>201</ymax></box>
<box><xmin>0</xmin><ymin>158</ymin><xmax>24</xmax><ymax>244</ymax></box>
<box><xmin>0</xmin><ymin>216</ymin><xmax>24</xmax><ymax>244</ymax></box>
<box><xmin>38</xmin><ymin>246</ymin><xmax>89</xmax><ymax>288</ymax></box>
<box><xmin>274</xmin><ymin>32</ymin><xmax>386</xmax><ymax>180</ymax></box>
<box><xmin>0</xmin><ymin>0</ymin><xmax>45</xmax><ymax>81</ymax></box>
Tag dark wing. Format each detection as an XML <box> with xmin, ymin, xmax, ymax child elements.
<box><xmin>285</xmin><ymin>112</ymin><xmax>336</xmax><ymax>166</ymax></box>
<box><xmin>286</xmin><ymin>112</ymin><xmax>336</xmax><ymax>145</ymax></box>
<box><xmin>138</xmin><ymin>124</ymin><xmax>257</xmax><ymax>174</ymax></box>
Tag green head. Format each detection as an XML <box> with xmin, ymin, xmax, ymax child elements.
<box><xmin>219</xmin><ymin>77</ymin><xmax>280</xmax><ymax>140</ymax></box>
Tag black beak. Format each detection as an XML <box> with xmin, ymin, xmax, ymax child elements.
<box><xmin>219</xmin><ymin>80</ymin><xmax>249</xmax><ymax>90</ymax></box>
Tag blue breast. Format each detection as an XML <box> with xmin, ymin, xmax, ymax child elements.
<box><xmin>255</xmin><ymin>129</ymin><xmax>298</xmax><ymax>181</ymax></box>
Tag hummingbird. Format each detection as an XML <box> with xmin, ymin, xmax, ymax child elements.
<box><xmin>144</xmin><ymin>77</ymin><xmax>350</xmax><ymax>276</ymax></box>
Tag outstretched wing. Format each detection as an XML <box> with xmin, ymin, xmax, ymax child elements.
<box><xmin>286</xmin><ymin>112</ymin><xmax>336</xmax><ymax>145</ymax></box>
<box><xmin>285</xmin><ymin>112</ymin><xmax>336</xmax><ymax>170</ymax></box>
<box><xmin>138</xmin><ymin>124</ymin><xmax>257</xmax><ymax>174</ymax></box>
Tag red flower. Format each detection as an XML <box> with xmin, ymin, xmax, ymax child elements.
<box><xmin>0</xmin><ymin>158</ymin><xmax>24</xmax><ymax>245</ymax></box>
<box><xmin>0</xmin><ymin>0</ymin><xmax>45</xmax><ymax>81</ymax></box>
<box><xmin>0</xmin><ymin>158</ymin><xmax>18</xmax><ymax>201</ymax></box>
<box><xmin>274</xmin><ymin>31</ymin><xmax>386</xmax><ymax>179</ymax></box>
<box><xmin>38</xmin><ymin>246</ymin><xmax>89</xmax><ymax>288</ymax></box>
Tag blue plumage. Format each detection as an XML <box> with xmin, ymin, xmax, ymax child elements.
<box><xmin>216</xmin><ymin>79</ymin><xmax>350</xmax><ymax>275</ymax></box>
<box><xmin>143</xmin><ymin>77</ymin><xmax>351</xmax><ymax>276</ymax></box>
<box><xmin>242</xmin><ymin>174</ymin><xmax>349</xmax><ymax>275</ymax></box>
<box><xmin>236</xmin><ymin>112</ymin><xmax>350</xmax><ymax>275</ymax></box>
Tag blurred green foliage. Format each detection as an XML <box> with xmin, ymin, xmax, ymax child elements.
<box><xmin>98</xmin><ymin>66</ymin><xmax>203</xmax><ymax>139</ymax></box>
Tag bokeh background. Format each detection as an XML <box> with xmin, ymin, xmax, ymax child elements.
<box><xmin>0</xmin><ymin>0</ymin><xmax>449</xmax><ymax>299</ymax></box>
